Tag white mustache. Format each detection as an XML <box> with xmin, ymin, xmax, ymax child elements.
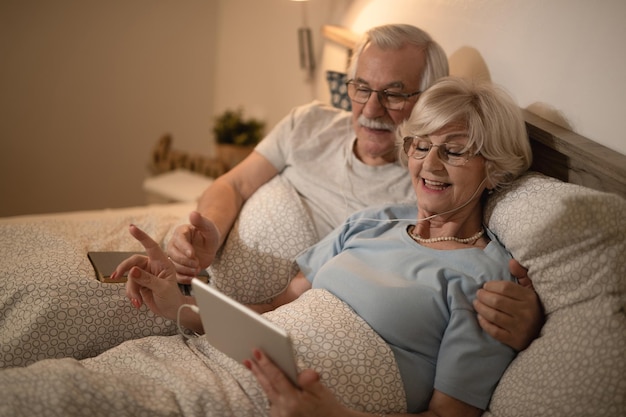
<box><xmin>357</xmin><ymin>115</ymin><xmax>395</xmax><ymax>132</ymax></box>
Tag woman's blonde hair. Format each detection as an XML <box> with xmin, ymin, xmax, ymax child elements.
<box><xmin>397</xmin><ymin>77</ymin><xmax>532</xmax><ymax>189</ymax></box>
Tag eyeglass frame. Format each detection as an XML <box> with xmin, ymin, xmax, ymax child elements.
<box><xmin>345</xmin><ymin>80</ymin><xmax>421</xmax><ymax>111</ymax></box>
<box><xmin>402</xmin><ymin>136</ymin><xmax>479</xmax><ymax>166</ymax></box>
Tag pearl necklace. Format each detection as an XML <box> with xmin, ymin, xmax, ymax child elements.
<box><xmin>408</xmin><ymin>226</ymin><xmax>484</xmax><ymax>244</ymax></box>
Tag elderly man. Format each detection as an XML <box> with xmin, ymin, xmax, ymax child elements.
<box><xmin>165</xmin><ymin>23</ymin><xmax>542</xmax><ymax>352</ymax></box>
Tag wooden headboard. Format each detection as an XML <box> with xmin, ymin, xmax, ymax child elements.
<box><xmin>322</xmin><ymin>24</ymin><xmax>626</xmax><ymax>199</ymax></box>
<box><xmin>523</xmin><ymin>110</ymin><xmax>626</xmax><ymax>199</ymax></box>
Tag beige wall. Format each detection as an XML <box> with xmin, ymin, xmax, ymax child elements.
<box><xmin>0</xmin><ymin>0</ymin><xmax>345</xmax><ymax>217</ymax></box>
<box><xmin>210</xmin><ymin>0</ymin><xmax>352</xmax><ymax>137</ymax></box>
<box><xmin>331</xmin><ymin>0</ymin><xmax>626</xmax><ymax>157</ymax></box>
<box><xmin>2</xmin><ymin>0</ymin><xmax>624</xmax><ymax>217</ymax></box>
<box><xmin>0</xmin><ymin>0</ymin><xmax>219</xmax><ymax>216</ymax></box>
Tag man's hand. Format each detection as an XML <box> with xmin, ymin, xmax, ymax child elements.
<box><xmin>474</xmin><ymin>259</ymin><xmax>544</xmax><ymax>351</ymax></box>
<box><xmin>166</xmin><ymin>211</ymin><xmax>220</xmax><ymax>284</ymax></box>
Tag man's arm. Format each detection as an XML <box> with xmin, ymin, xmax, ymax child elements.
<box><xmin>474</xmin><ymin>259</ymin><xmax>544</xmax><ymax>351</ymax></box>
<box><xmin>196</xmin><ymin>151</ymin><xmax>278</xmax><ymax>246</ymax></box>
<box><xmin>166</xmin><ymin>151</ymin><xmax>279</xmax><ymax>281</ymax></box>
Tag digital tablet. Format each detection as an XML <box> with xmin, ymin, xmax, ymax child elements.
<box><xmin>191</xmin><ymin>278</ymin><xmax>299</xmax><ymax>385</ymax></box>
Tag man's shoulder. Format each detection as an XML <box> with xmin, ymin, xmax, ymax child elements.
<box><xmin>291</xmin><ymin>100</ymin><xmax>349</xmax><ymax>122</ymax></box>
<box><xmin>283</xmin><ymin>101</ymin><xmax>352</xmax><ymax>147</ymax></box>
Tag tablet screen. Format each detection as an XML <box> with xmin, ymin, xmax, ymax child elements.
<box><xmin>191</xmin><ymin>278</ymin><xmax>299</xmax><ymax>385</ymax></box>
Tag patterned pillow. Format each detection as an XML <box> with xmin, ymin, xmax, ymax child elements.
<box><xmin>482</xmin><ymin>172</ymin><xmax>626</xmax><ymax>417</ymax></box>
<box><xmin>208</xmin><ymin>175</ymin><xmax>318</xmax><ymax>304</ymax></box>
<box><xmin>326</xmin><ymin>70</ymin><xmax>351</xmax><ymax>111</ymax></box>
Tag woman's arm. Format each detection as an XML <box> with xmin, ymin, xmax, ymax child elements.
<box><xmin>247</xmin><ymin>272</ymin><xmax>312</xmax><ymax>314</ymax></box>
<box><xmin>115</xmin><ymin>225</ymin><xmax>312</xmax><ymax>333</ymax></box>
<box><xmin>412</xmin><ymin>390</ymin><xmax>482</xmax><ymax>417</ymax></box>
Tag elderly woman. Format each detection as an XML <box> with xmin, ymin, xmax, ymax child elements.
<box><xmin>246</xmin><ymin>76</ymin><xmax>533</xmax><ymax>416</ymax></box>
<box><xmin>0</xmin><ymin>77</ymin><xmax>532</xmax><ymax>417</ymax></box>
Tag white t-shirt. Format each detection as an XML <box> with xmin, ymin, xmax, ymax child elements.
<box><xmin>256</xmin><ymin>101</ymin><xmax>415</xmax><ymax>238</ymax></box>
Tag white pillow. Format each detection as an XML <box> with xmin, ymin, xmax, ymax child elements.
<box><xmin>208</xmin><ymin>175</ymin><xmax>318</xmax><ymax>304</ymax></box>
<box><xmin>482</xmin><ymin>172</ymin><xmax>626</xmax><ymax>417</ymax></box>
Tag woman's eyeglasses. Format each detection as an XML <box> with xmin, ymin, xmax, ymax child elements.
<box><xmin>402</xmin><ymin>137</ymin><xmax>477</xmax><ymax>166</ymax></box>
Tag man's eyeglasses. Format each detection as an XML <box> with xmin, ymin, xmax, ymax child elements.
<box><xmin>346</xmin><ymin>80</ymin><xmax>421</xmax><ymax>111</ymax></box>
<box><xmin>402</xmin><ymin>137</ymin><xmax>476</xmax><ymax>166</ymax></box>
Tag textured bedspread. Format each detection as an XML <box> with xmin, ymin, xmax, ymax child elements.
<box><xmin>0</xmin><ymin>289</ymin><xmax>406</xmax><ymax>417</ymax></box>
<box><xmin>0</xmin><ymin>176</ymin><xmax>320</xmax><ymax>369</ymax></box>
<box><xmin>0</xmin><ymin>203</ymin><xmax>194</xmax><ymax>368</ymax></box>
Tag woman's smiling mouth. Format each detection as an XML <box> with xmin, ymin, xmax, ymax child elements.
<box><xmin>423</xmin><ymin>178</ymin><xmax>450</xmax><ymax>191</ymax></box>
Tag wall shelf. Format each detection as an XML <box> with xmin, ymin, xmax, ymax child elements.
<box><xmin>321</xmin><ymin>25</ymin><xmax>359</xmax><ymax>50</ymax></box>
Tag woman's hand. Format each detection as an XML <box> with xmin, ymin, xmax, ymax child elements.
<box><xmin>246</xmin><ymin>350</ymin><xmax>351</xmax><ymax>417</ymax></box>
<box><xmin>474</xmin><ymin>259</ymin><xmax>544</xmax><ymax>351</ymax></box>
<box><xmin>111</xmin><ymin>224</ymin><xmax>188</xmax><ymax>323</ymax></box>
<box><xmin>166</xmin><ymin>211</ymin><xmax>220</xmax><ymax>284</ymax></box>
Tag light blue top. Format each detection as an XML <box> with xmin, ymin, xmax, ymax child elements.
<box><xmin>296</xmin><ymin>204</ymin><xmax>517</xmax><ymax>412</ymax></box>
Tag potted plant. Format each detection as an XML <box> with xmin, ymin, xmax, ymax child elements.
<box><xmin>213</xmin><ymin>108</ymin><xmax>265</xmax><ymax>170</ymax></box>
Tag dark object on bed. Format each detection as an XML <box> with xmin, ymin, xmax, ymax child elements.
<box><xmin>88</xmin><ymin>251</ymin><xmax>143</xmax><ymax>283</ymax></box>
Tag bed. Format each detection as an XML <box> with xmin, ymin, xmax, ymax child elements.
<box><xmin>0</xmin><ymin>108</ymin><xmax>624</xmax><ymax>416</ymax></box>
